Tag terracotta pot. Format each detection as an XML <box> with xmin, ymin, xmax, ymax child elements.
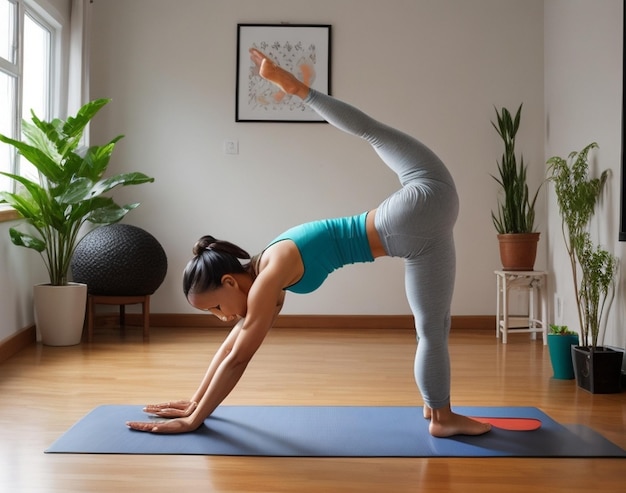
<box><xmin>497</xmin><ymin>233</ymin><xmax>540</xmax><ymax>271</ymax></box>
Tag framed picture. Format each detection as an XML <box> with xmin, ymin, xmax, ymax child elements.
<box><xmin>236</xmin><ymin>24</ymin><xmax>332</xmax><ymax>122</ymax></box>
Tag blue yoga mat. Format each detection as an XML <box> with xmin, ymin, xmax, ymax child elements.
<box><xmin>45</xmin><ymin>405</ymin><xmax>626</xmax><ymax>457</ymax></box>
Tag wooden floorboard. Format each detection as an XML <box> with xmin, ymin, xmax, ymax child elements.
<box><xmin>0</xmin><ymin>325</ymin><xmax>624</xmax><ymax>492</ymax></box>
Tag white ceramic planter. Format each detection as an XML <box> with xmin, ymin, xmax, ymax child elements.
<box><xmin>34</xmin><ymin>283</ymin><xmax>88</xmax><ymax>346</ymax></box>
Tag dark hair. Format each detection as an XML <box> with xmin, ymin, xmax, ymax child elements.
<box><xmin>182</xmin><ymin>235</ymin><xmax>251</xmax><ymax>298</ymax></box>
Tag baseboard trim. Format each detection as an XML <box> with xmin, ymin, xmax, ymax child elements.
<box><xmin>452</xmin><ymin>315</ymin><xmax>495</xmax><ymax>330</ymax></box>
<box><xmin>111</xmin><ymin>313</ymin><xmax>495</xmax><ymax>331</ymax></box>
<box><xmin>0</xmin><ymin>325</ymin><xmax>36</xmax><ymax>364</ymax></box>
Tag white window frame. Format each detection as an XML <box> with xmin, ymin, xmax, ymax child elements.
<box><xmin>0</xmin><ymin>0</ymin><xmax>61</xmax><ymax>217</ymax></box>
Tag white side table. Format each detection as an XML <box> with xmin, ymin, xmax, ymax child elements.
<box><xmin>495</xmin><ymin>270</ymin><xmax>548</xmax><ymax>344</ymax></box>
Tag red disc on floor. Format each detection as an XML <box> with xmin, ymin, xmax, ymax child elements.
<box><xmin>471</xmin><ymin>417</ymin><xmax>542</xmax><ymax>431</ymax></box>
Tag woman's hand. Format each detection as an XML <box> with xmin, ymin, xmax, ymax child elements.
<box><xmin>142</xmin><ymin>400</ymin><xmax>197</xmax><ymax>418</ymax></box>
<box><xmin>126</xmin><ymin>417</ymin><xmax>198</xmax><ymax>434</ymax></box>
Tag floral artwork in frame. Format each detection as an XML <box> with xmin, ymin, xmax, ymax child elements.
<box><xmin>236</xmin><ymin>24</ymin><xmax>332</xmax><ymax>122</ymax></box>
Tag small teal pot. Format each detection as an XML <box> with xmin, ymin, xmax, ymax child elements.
<box><xmin>547</xmin><ymin>333</ymin><xmax>579</xmax><ymax>379</ymax></box>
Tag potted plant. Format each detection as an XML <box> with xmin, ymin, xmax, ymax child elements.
<box><xmin>547</xmin><ymin>142</ymin><xmax>622</xmax><ymax>393</ymax></box>
<box><xmin>547</xmin><ymin>324</ymin><xmax>579</xmax><ymax>380</ymax></box>
<box><xmin>491</xmin><ymin>104</ymin><xmax>543</xmax><ymax>270</ymax></box>
<box><xmin>0</xmin><ymin>99</ymin><xmax>154</xmax><ymax>346</ymax></box>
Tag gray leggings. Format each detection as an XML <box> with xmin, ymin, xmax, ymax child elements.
<box><xmin>305</xmin><ymin>90</ymin><xmax>459</xmax><ymax>409</ymax></box>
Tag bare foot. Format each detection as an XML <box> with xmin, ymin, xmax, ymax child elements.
<box><xmin>429</xmin><ymin>406</ymin><xmax>492</xmax><ymax>438</ymax></box>
<box><xmin>424</xmin><ymin>406</ymin><xmax>431</xmax><ymax>419</ymax></box>
<box><xmin>249</xmin><ymin>48</ymin><xmax>310</xmax><ymax>99</ymax></box>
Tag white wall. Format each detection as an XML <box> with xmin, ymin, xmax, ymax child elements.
<box><xmin>544</xmin><ymin>0</ymin><xmax>624</xmax><ymax>348</ymax></box>
<box><xmin>0</xmin><ymin>222</ymin><xmax>45</xmax><ymax>339</ymax></box>
<box><xmin>87</xmin><ymin>0</ymin><xmax>546</xmax><ymax>318</ymax></box>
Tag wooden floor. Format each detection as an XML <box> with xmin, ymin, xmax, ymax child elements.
<box><xmin>1</xmin><ymin>325</ymin><xmax>624</xmax><ymax>492</ymax></box>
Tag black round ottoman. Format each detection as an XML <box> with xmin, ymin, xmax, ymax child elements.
<box><xmin>71</xmin><ymin>223</ymin><xmax>167</xmax><ymax>296</ymax></box>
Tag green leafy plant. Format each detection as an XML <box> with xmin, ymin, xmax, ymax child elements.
<box><xmin>491</xmin><ymin>104</ymin><xmax>542</xmax><ymax>234</ymax></box>
<box><xmin>548</xmin><ymin>324</ymin><xmax>577</xmax><ymax>336</ymax></box>
<box><xmin>0</xmin><ymin>99</ymin><xmax>154</xmax><ymax>286</ymax></box>
<box><xmin>547</xmin><ymin>143</ymin><xmax>618</xmax><ymax>349</ymax></box>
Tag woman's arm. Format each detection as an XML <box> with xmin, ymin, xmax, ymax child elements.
<box><xmin>189</xmin><ymin>318</ymin><xmax>246</xmax><ymax>402</ymax></box>
<box><xmin>140</xmin><ymin>318</ymin><xmax>246</xmax><ymax>419</ymax></box>
<box><xmin>126</xmin><ymin>274</ymin><xmax>286</xmax><ymax>434</ymax></box>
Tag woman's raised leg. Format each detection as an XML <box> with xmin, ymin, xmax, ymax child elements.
<box><xmin>252</xmin><ymin>48</ymin><xmax>490</xmax><ymax>437</ymax></box>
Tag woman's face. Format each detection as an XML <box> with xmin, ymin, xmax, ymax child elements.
<box><xmin>187</xmin><ymin>275</ymin><xmax>247</xmax><ymax>322</ymax></box>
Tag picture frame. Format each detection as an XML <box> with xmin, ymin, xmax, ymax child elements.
<box><xmin>236</xmin><ymin>24</ymin><xmax>332</xmax><ymax>122</ymax></box>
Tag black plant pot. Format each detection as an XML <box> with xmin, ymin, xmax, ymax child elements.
<box><xmin>571</xmin><ymin>345</ymin><xmax>624</xmax><ymax>394</ymax></box>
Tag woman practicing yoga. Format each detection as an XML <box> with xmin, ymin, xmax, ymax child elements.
<box><xmin>126</xmin><ymin>48</ymin><xmax>491</xmax><ymax>438</ymax></box>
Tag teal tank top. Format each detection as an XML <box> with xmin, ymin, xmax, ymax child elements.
<box><xmin>267</xmin><ymin>212</ymin><xmax>374</xmax><ymax>294</ymax></box>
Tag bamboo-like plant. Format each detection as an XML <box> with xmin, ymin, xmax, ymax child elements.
<box><xmin>0</xmin><ymin>99</ymin><xmax>154</xmax><ymax>286</ymax></box>
<box><xmin>547</xmin><ymin>142</ymin><xmax>618</xmax><ymax>349</ymax></box>
<box><xmin>491</xmin><ymin>104</ymin><xmax>542</xmax><ymax>234</ymax></box>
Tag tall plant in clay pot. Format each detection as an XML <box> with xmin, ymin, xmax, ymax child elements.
<box><xmin>491</xmin><ymin>104</ymin><xmax>543</xmax><ymax>271</ymax></box>
<box><xmin>0</xmin><ymin>99</ymin><xmax>154</xmax><ymax>346</ymax></box>
<box><xmin>547</xmin><ymin>142</ymin><xmax>622</xmax><ymax>393</ymax></box>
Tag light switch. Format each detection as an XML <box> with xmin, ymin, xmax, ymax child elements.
<box><xmin>224</xmin><ymin>140</ymin><xmax>239</xmax><ymax>155</ymax></box>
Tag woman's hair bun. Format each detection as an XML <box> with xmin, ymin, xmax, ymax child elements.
<box><xmin>191</xmin><ymin>236</ymin><xmax>251</xmax><ymax>260</ymax></box>
<box><xmin>193</xmin><ymin>235</ymin><xmax>217</xmax><ymax>256</ymax></box>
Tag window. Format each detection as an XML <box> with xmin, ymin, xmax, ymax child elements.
<box><xmin>0</xmin><ymin>0</ymin><xmax>56</xmax><ymax>197</ymax></box>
